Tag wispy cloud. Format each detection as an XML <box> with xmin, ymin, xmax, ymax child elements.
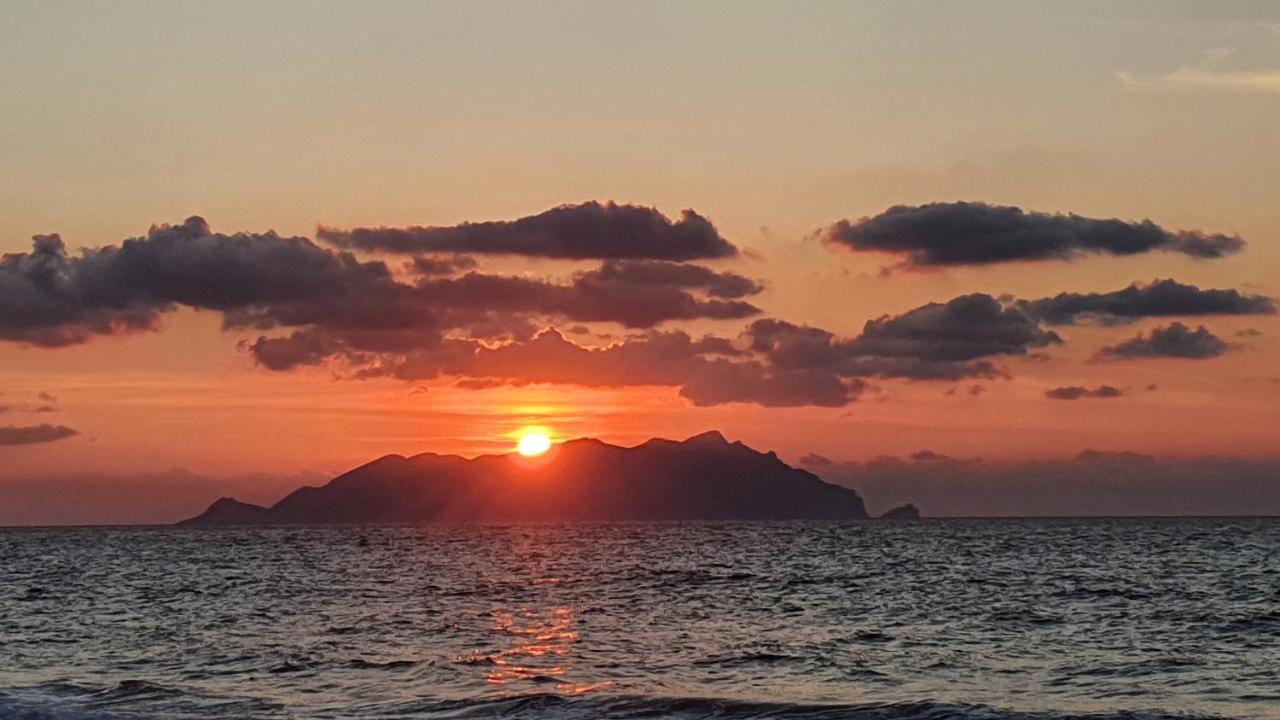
<box><xmin>1118</xmin><ymin>47</ymin><xmax>1280</xmax><ymax>95</ymax></box>
<box><xmin>0</xmin><ymin>424</ymin><xmax>78</xmax><ymax>446</ymax></box>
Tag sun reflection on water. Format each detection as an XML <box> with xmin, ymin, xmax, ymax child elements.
<box><xmin>477</xmin><ymin>605</ymin><xmax>613</xmax><ymax>696</ymax></box>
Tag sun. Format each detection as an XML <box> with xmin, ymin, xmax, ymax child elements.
<box><xmin>516</xmin><ymin>430</ymin><xmax>552</xmax><ymax>457</ymax></box>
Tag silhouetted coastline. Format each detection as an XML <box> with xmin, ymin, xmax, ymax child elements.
<box><xmin>181</xmin><ymin>432</ymin><xmax>877</xmax><ymax>525</ymax></box>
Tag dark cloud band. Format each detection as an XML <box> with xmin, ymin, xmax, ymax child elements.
<box><xmin>1019</xmin><ymin>279</ymin><xmax>1276</xmax><ymax>326</ymax></box>
<box><xmin>318</xmin><ymin>201</ymin><xmax>738</xmax><ymax>260</ymax></box>
<box><xmin>1045</xmin><ymin>385</ymin><xmax>1124</xmax><ymax>400</ymax></box>
<box><xmin>0</xmin><ymin>424</ymin><xmax>78</xmax><ymax>446</ymax></box>
<box><xmin>1095</xmin><ymin>323</ymin><xmax>1232</xmax><ymax>360</ymax></box>
<box><xmin>3</xmin><ymin>210</ymin><xmax>1271</xmax><ymax>409</ymax></box>
<box><xmin>0</xmin><ymin>218</ymin><xmax>761</xmax><ymax>350</ymax></box>
<box><xmin>823</xmin><ymin>202</ymin><xmax>1245</xmax><ymax>268</ymax></box>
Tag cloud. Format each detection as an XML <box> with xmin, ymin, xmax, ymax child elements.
<box><xmin>335</xmin><ymin>327</ymin><xmax>866</xmax><ymax>408</ymax></box>
<box><xmin>318</xmin><ymin>201</ymin><xmax>739</xmax><ymax>260</ymax></box>
<box><xmin>1146</xmin><ymin>67</ymin><xmax>1280</xmax><ymax>94</ymax></box>
<box><xmin>821</xmin><ymin>202</ymin><xmax>1244</xmax><ymax>269</ymax></box>
<box><xmin>1117</xmin><ymin>46</ymin><xmax>1280</xmax><ymax>96</ymax></box>
<box><xmin>1095</xmin><ymin>323</ymin><xmax>1232</xmax><ymax>360</ymax></box>
<box><xmin>244</xmin><ymin>329</ymin><xmax>353</xmax><ymax>371</ymax></box>
<box><xmin>1</xmin><ymin>218</ymin><xmax>762</xmax><ymax>364</ymax></box>
<box><xmin>742</xmin><ymin>304</ymin><xmax>1045</xmax><ymax>383</ymax></box>
<box><xmin>846</xmin><ymin>294</ymin><xmax>1062</xmax><ymax>362</ymax></box>
<box><xmin>9</xmin><ymin>215</ymin><xmax>1260</xmax><ymax>409</ymax></box>
<box><xmin>679</xmin><ymin>360</ymin><xmax>865</xmax><ymax>407</ymax></box>
<box><xmin>810</xmin><ymin>452</ymin><xmax>1280</xmax><ymax>517</ymax></box>
<box><xmin>799</xmin><ymin>452</ymin><xmax>834</xmax><ymax>467</ymax></box>
<box><xmin>404</xmin><ymin>254</ymin><xmax>477</xmax><ymax>277</ymax></box>
<box><xmin>0</xmin><ymin>392</ymin><xmax>60</xmax><ymax>414</ymax></box>
<box><xmin>408</xmin><ymin>263</ymin><xmax>763</xmax><ymax>329</ymax></box>
<box><xmin>1045</xmin><ymin>385</ymin><xmax>1124</xmax><ymax>400</ymax></box>
<box><xmin>910</xmin><ymin>450</ymin><xmax>953</xmax><ymax>462</ymax></box>
<box><xmin>0</xmin><ymin>424</ymin><xmax>78</xmax><ymax>446</ymax></box>
<box><xmin>369</xmin><ymin>291</ymin><xmax>1057</xmax><ymax>406</ymax></box>
<box><xmin>1018</xmin><ymin>279</ymin><xmax>1276</xmax><ymax>326</ymax></box>
<box><xmin>0</xmin><ymin>217</ymin><xmax>404</xmax><ymax>347</ymax></box>
<box><xmin>582</xmin><ymin>259</ymin><xmax>762</xmax><ymax>299</ymax></box>
<box><xmin>243</xmin><ymin>259</ymin><xmax>765</xmax><ymax>371</ymax></box>
<box><xmin>269</xmin><ymin>289</ymin><xmax>1062</xmax><ymax>407</ymax></box>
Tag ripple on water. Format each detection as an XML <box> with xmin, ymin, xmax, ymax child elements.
<box><xmin>0</xmin><ymin>519</ymin><xmax>1277</xmax><ymax>719</ymax></box>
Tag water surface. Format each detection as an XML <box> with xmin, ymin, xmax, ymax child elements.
<box><xmin>1</xmin><ymin>520</ymin><xmax>1277</xmax><ymax>719</ymax></box>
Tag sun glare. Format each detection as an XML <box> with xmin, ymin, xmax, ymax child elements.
<box><xmin>516</xmin><ymin>430</ymin><xmax>552</xmax><ymax>457</ymax></box>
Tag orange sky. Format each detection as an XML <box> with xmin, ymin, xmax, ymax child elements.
<box><xmin>2</xmin><ymin>3</ymin><xmax>1279</xmax><ymax>489</ymax></box>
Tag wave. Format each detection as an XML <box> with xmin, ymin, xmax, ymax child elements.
<box><xmin>0</xmin><ymin>681</ymin><xmax>281</xmax><ymax>720</ymax></box>
<box><xmin>0</xmin><ymin>686</ymin><xmax>1243</xmax><ymax>720</ymax></box>
<box><xmin>418</xmin><ymin>695</ymin><xmax>1241</xmax><ymax>720</ymax></box>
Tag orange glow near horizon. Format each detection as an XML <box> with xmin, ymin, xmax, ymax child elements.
<box><xmin>516</xmin><ymin>429</ymin><xmax>553</xmax><ymax>457</ymax></box>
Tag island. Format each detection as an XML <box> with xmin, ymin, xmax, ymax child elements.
<box><xmin>179</xmin><ymin>431</ymin><xmax>886</xmax><ymax>525</ymax></box>
<box><xmin>878</xmin><ymin>503</ymin><xmax>922</xmax><ymax>520</ymax></box>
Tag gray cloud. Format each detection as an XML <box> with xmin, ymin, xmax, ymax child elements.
<box><xmin>1095</xmin><ymin>323</ymin><xmax>1232</xmax><ymax>360</ymax></box>
<box><xmin>679</xmin><ymin>360</ymin><xmax>865</xmax><ymax>408</ymax></box>
<box><xmin>822</xmin><ymin>202</ymin><xmax>1245</xmax><ymax>269</ymax></box>
<box><xmin>407</xmin><ymin>263</ymin><xmax>763</xmax><ymax>329</ymax></box>
<box><xmin>582</xmin><ymin>259</ymin><xmax>762</xmax><ymax>299</ymax></box>
<box><xmin>0</xmin><ymin>217</ymin><xmax>403</xmax><ymax>347</ymax></box>
<box><xmin>1019</xmin><ymin>279</ymin><xmax>1276</xmax><ymax>326</ymax></box>
<box><xmin>0</xmin><ymin>392</ymin><xmax>61</xmax><ymax>415</ymax></box>
<box><xmin>848</xmin><ymin>294</ymin><xmax>1062</xmax><ymax>362</ymax></box>
<box><xmin>315</xmin><ymin>292</ymin><xmax>1068</xmax><ymax>407</ymax></box>
<box><xmin>333</xmin><ymin>328</ymin><xmax>865</xmax><ymax>408</ymax></box>
<box><xmin>1</xmin><ymin>218</ymin><xmax>761</xmax><ymax>362</ymax></box>
<box><xmin>318</xmin><ymin>201</ymin><xmax>739</xmax><ymax>260</ymax></box>
<box><xmin>799</xmin><ymin>452</ymin><xmax>834</xmax><ymax>467</ymax></box>
<box><xmin>404</xmin><ymin>255</ymin><xmax>478</xmax><ymax>277</ymax></box>
<box><xmin>1045</xmin><ymin>385</ymin><xmax>1124</xmax><ymax>400</ymax></box>
<box><xmin>741</xmin><ymin>302</ymin><xmax>1048</xmax><ymax>383</ymax></box>
<box><xmin>7</xmin><ymin>215</ymin><xmax>1264</xmax><ymax>410</ymax></box>
<box><xmin>909</xmin><ymin>450</ymin><xmax>954</xmax><ymax>462</ymax></box>
<box><xmin>0</xmin><ymin>424</ymin><xmax>78</xmax><ymax>446</ymax></box>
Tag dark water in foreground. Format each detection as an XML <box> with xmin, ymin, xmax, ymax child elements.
<box><xmin>1</xmin><ymin>521</ymin><xmax>1277</xmax><ymax>720</ymax></box>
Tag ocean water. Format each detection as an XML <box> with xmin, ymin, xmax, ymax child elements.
<box><xmin>1</xmin><ymin>520</ymin><xmax>1277</xmax><ymax>720</ymax></box>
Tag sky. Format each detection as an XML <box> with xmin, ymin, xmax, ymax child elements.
<box><xmin>2</xmin><ymin>2</ymin><xmax>1279</xmax><ymax>522</ymax></box>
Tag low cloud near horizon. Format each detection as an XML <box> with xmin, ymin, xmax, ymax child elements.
<box><xmin>0</xmin><ymin>469</ymin><xmax>324</xmax><ymax>526</ymax></box>
<box><xmin>803</xmin><ymin>451</ymin><xmax>1280</xmax><ymax>517</ymax></box>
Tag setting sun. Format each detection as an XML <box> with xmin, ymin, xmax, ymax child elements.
<box><xmin>516</xmin><ymin>430</ymin><xmax>552</xmax><ymax>457</ymax></box>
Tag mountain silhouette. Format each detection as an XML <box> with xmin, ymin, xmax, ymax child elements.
<box><xmin>179</xmin><ymin>431</ymin><xmax>872</xmax><ymax>525</ymax></box>
<box><xmin>878</xmin><ymin>503</ymin><xmax>921</xmax><ymax>520</ymax></box>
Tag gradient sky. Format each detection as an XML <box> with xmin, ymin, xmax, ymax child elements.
<box><xmin>2</xmin><ymin>2</ymin><xmax>1279</xmax><ymax>508</ymax></box>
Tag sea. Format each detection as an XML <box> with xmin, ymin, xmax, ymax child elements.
<box><xmin>1</xmin><ymin>520</ymin><xmax>1277</xmax><ymax>720</ymax></box>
